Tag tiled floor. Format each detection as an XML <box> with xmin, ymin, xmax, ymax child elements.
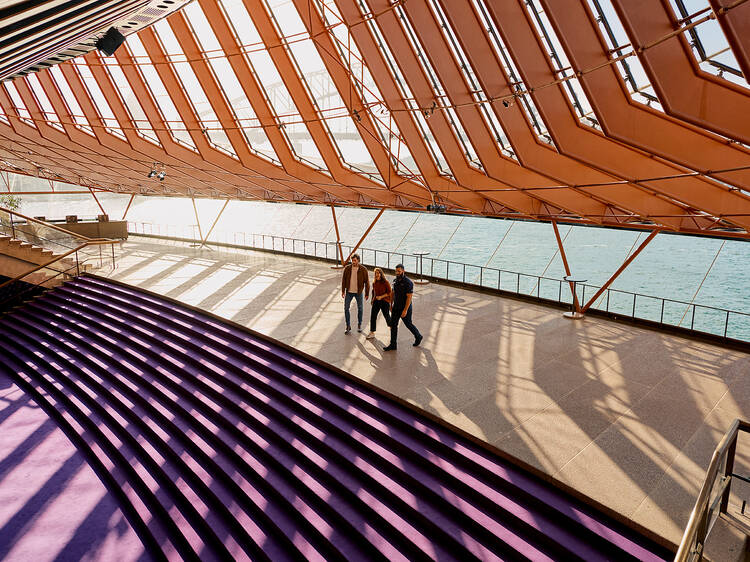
<box><xmin>103</xmin><ymin>237</ymin><xmax>750</xmax><ymax>548</ymax></box>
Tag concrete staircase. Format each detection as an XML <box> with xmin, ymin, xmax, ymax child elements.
<box><xmin>0</xmin><ymin>234</ymin><xmax>82</xmax><ymax>288</ymax></box>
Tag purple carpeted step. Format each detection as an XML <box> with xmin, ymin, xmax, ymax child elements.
<box><xmin>0</xmin><ymin>342</ymin><xmax>191</xmax><ymax>561</ymax></box>
<box><xmin>44</xmin><ymin>286</ymin><xmax>589</xmax><ymax>557</ymax></box>
<box><xmin>3</xmin><ymin>315</ymin><xmax>300</xmax><ymax>561</ymax></box>
<box><xmin>60</xmin><ymin>278</ymin><xmax>670</xmax><ymax>560</ymax></box>
<box><xmin>62</xmin><ymin>279</ymin><xmax>667</xmax><ymax>559</ymax></box>
<box><xmin>0</xmin><ymin>327</ymin><xmax>244</xmax><ymax>561</ymax></box>
<box><xmin>15</xmin><ymin>302</ymin><xmax>400</xmax><ymax>561</ymax></box>
<box><xmin>35</xmin><ymin>287</ymin><xmax>540</xmax><ymax>560</ymax></box>
<box><xmin>0</xmin><ymin>276</ymin><xmax>675</xmax><ymax>561</ymax></box>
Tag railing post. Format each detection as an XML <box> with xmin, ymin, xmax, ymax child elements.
<box><xmin>516</xmin><ymin>273</ymin><xmax>520</xmax><ymax>293</ymax></box>
<box><xmin>725</xmin><ymin>311</ymin><xmax>730</xmax><ymax>338</ymax></box>
<box><xmin>606</xmin><ymin>290</ymin><xmax>610</xmax><ymax>312</ymax></box>
<box><xmin>691</xmin><ymin>305</ymin><xmax>696</xmax><ymax>330</ymax></box>
<box><xmin>660</xmin><ymin>299</ymin><xmax>665</xmax><ymax>324</ymax></box>
<box><xmin>76</xmin><ymin>251</ymin><xmax>80</xmax><ymax>276</ymax></box>
<box><xmin>632</xmin><ymin>294</ymin><xmax>637</xmax><ymax>318</ymax></box>
<box><xmin>721</xmin><ymin>434</ymin><xmax>738</xmax><ymax>514</ymax></box>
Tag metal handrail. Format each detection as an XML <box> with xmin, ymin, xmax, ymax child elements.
<box><xmin>0</xmin><ymin>205</ymin><xmax>111</xmax><ymax>242</ymax></box>
<box><xmin>0</xmin><ymin>243</ymin><xmax>87</xmax><ymax>291</ymax></box>
<box><xmin>0</xmin><ymin>209</ymin><xmax>119</xmax><ymax>300</ymax></box>
<box><xmin>675</xmin><ymin>419</ymin><xmax>750</xmax><ymax>561</ymax></box>
<box><xmin>127</xmin><ymin>222</ymin><xmax>750</xmax><ymax>343</ymax></box>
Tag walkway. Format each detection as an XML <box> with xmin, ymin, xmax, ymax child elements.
<box><xmin>103</xmin><ymin>237</ymin><xmax>750</xmax><ymax>551</ymax></box>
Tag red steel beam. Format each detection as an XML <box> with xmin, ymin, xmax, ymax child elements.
<box><xmin>197</xmin><ymin>0</ymin><xmax>381</xmax><ymax>206</ymax></box>
<box><xmin>345</xmin><ymin>207</ymin><xmax>385</xmax><ymax>263</ymax></box>
<box><xmin>199</xmin><ymin>198</ymin><xmax>229</xmax><ymax>247</ymax></box>
<box><xmin>344</xmin><ymin>0</ymin><xmax>558</xmax><ymax>218</ymax></box>
<box><xmin>551</xmin><ymin>220</ymin><xmax>580</xmax><ymax>312</ymax></box>
<box><xmin>121</xmin><ymin>193</ymin><xmax>136</xmax><ymax>220</ymax></box>
<box><xmin>581</xmin><ymin>229</ymin><xmax>660</xmax><ymax>312</ymax></box>
<box><xmin>611</xmin><ymin>0</ymin><xmax>750</xmax><ymax>144</ymax></box>
<box><xmin>136</xmin><ymin>26</ymin><xmax>298</xmax><ymax>201</ymax></box>
<box><xmin>437</xmin><ymin>0</ymin><xmax>699</xmax><ymax>233</ymax></box>
<box><xmin>710</xmin><ymin>0</ymin><xmax>750</xmax><ymax>80</ymax></box>
<box><xmin>537</xmin><ymin>0</ymin><xmax>750</xmax><ymax>195</ymax></box>
<box><xmin>330</xmin><ymin>204</ymin><xmax>345</xmax><ymax>265</ymax></box>
<box><xmin>485</xmin><ymin>0</ymin><xmax>750</xmax><ymax>233</ymax></box>
<box><xmin>286</xmin><ymin>0</ymin><xmax>433</xmax><ymax>207</ymax></box>
<box><xmin>332</xmin><ymin>0</ymin><xmax>491</xmax><ymax>214</ymax></box>
<box><xmin>398</xmin><ymin>0</ymin><xmax>623</xmax><ymax>223</ymax></box>
<box><xmin>243</xmin><ymin>0</ymin><xmax>400</xmax><ymax>203</ymax></box>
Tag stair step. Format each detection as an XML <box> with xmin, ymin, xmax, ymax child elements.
<box><xmin>0</xmin><ymin>276</ymin><xmax>674</xmax><ymax>562</ymax></box>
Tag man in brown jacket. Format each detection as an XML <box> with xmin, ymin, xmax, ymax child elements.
<box><xmin>341</xmin><ymin>253</ymin><xmax>370</xmax><ymax>334</ymax></box>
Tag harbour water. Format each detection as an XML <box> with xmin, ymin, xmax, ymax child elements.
<box><xmin>14</xmin><ymin>192</ymin><xmax>750</xmax><ymax>341</ymax></box>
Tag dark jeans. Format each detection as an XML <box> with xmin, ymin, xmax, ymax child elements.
<box><xmin>344</xmin><ymin>291</ymin><xmax>364</xmax><ymax>327</ymax></box>
<box><xmin>389</xmin><ymin>305</ymin><xmax>421</xmax><ymax>347</ymax></box>
<box><xmin>370</xmin><ymin>299</ymin><xmax>391</xmax><ymax>332</ymax></box>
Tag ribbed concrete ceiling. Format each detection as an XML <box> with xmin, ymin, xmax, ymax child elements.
<box><xmin>1</xmin><ymin>0</ymin><xmax>750</xmax><ymax>238</ymax></box>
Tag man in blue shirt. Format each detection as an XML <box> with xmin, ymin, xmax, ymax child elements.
<box><xmin>383</xmin><ymin>264</ymin><xmax>423</xmax><ymax>351</ymax></box>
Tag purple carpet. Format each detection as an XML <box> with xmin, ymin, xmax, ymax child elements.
<box><xmin>0</xmin><ymin>275</ymin><xmax>675</xmax><ymax>561</ymax></box>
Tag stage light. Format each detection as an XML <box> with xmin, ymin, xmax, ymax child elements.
<box><xmin>157</xmin><ymin>171</ymin><xmax>166</xmax><ymax>181</ymax></box>
<box><xmin>147</xmin><ymin>170</ymin><xmax>156</xmax><ymax>178</ymax></box>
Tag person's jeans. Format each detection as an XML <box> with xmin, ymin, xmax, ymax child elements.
<box><xmin>344</xmin><ymin>291</ymin><xmax>364</xmax><ymax>327</ymax></box>
<box><xmin>370</xmin><ymin>299</ymin><xmax>391</xmax><ymax>332</ymax></box>
<box><xmin>389</xmin><ymin>305</ymin><xmax>421</xmax><ymax>347</ymax></box>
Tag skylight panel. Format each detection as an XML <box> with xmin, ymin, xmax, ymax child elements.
<box><xmin>265</xmin><ymin>0</ymin><xmax>380</xmax><ymax>178</ymax></box>
<box><xmin>26</xmin><ymin>74</ymin><xmax>63</xmax><ymax>131</ymax></box>
<box><xmin>151</xmin><ymin>19</ymin><xmax>237</xmax><ymax>156</ymax></box>
<box><xmin>428</xmin><ymin>0</ymin><xmax>517</xmax><ymax>161</ymax></box>
<box><xmin>72</xmin><ymin>61</ymin><xmax>126</xmax><ymax>139</ymax></box>
<box><xmin>668</xmin><ymin>0</ymin><xmax>747</xmax><ymax>87</ymax></box>
<box><xmin>472</xmin><ymin>0</ymin><xmax>554</xmax><ymax>145</ymax></box>
<box><xmin>317</xmin><ymin>1</ymin><xmax>418</xmax><ymax>177</ymax></box>
<box><xmin>524</xmin><ymin>0</ymin><xmax>600</xmax><ymax>129</ymax></box>
<box><xmin>173</xmin><ymin>10</ymin><xmax>277</xmax><ymax>163</ymax></box>
<box><xmin>125</xmin><ymin>34</ymin><xmax>197</xmax><ymax>150</ymax></box>
<box><xmin>358</xmin><ymin>0</ymin><xmax>451</xmax><ymax>176</ymax></box>
<box><xmin>3</xmin><ymin>81</ymin><xmax>35</xmax><ymax>126</ymax></box>
<box><xmin>48</xmin><ymin>66</ymin><xmax>95</xmax><ymax>135</ymax></box>
<box><xmin>211</xmin><ymin>0</ymin><xmax>327</xmax><ymax>171</ymax></box>
<box><xmin>395</xmin><ymin>2</ymin><xmax>481</xmax><ymax>168</ymax></box>
<box><xmin>587</xmin><ymin>0</ymin><xmax>663</xmax><ymax>109</ymax></box>
<box><xmin>101</xmin><ymin>56</ymin><xmax>160</xmax><ymax>145</ymax></box>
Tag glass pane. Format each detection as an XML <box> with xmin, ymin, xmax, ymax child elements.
<box><xmin>26</xmin><ymin>74</ymin><xmax>63</xmax><ymax>131</ymax></box>
<box><xmin>72</xmin><ymin>60</ymin><xmax>126</xmax><ymax>139</ymax></box>
<box><xmin>48</xmin><ymin>66</ymin><xmax>95</xmax><ymax>134</ymax></box>
<box><xmin>101</xmin><ymin>56</ymin><xmax>160</xmax><ymax>145</ymax></box>
<box><xmin>125</xmin><ymin>35</ymin><xmax>197</xmax><ymax>149</ymax></box>
<box><xmin>3</xmin><ymin>81</ymin><xmax>34</xmax><ymax>124</ymax></box>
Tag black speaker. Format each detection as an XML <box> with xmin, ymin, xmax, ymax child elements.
<box><xmin>96</xmin><ymin>27</ymin><xmax>126</xmax><ymax>57</ymax></box>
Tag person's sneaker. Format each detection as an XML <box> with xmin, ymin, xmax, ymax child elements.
<box><xmin>413</xmin><ymin>335</ymin><xmax>423</xmax><ymax>347</ymax></box>
<box><xmin>383</xmin><ymin>345</ymin><xmax>397</xmax><ymax>351</ymax></box>
<box><xmin>357</xmin><ymin>325</ymin><xmax>362</xmax><ymax>333</ymax></box>
<box><xmin>345</xmin><ymin>326</ymin><xmax>351</xmax><ymax>335</ymax></box>
<box><xmin>366</xmin><ymin>331</ymin><xmax>376</xmax><ymax>339</ymax></box>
